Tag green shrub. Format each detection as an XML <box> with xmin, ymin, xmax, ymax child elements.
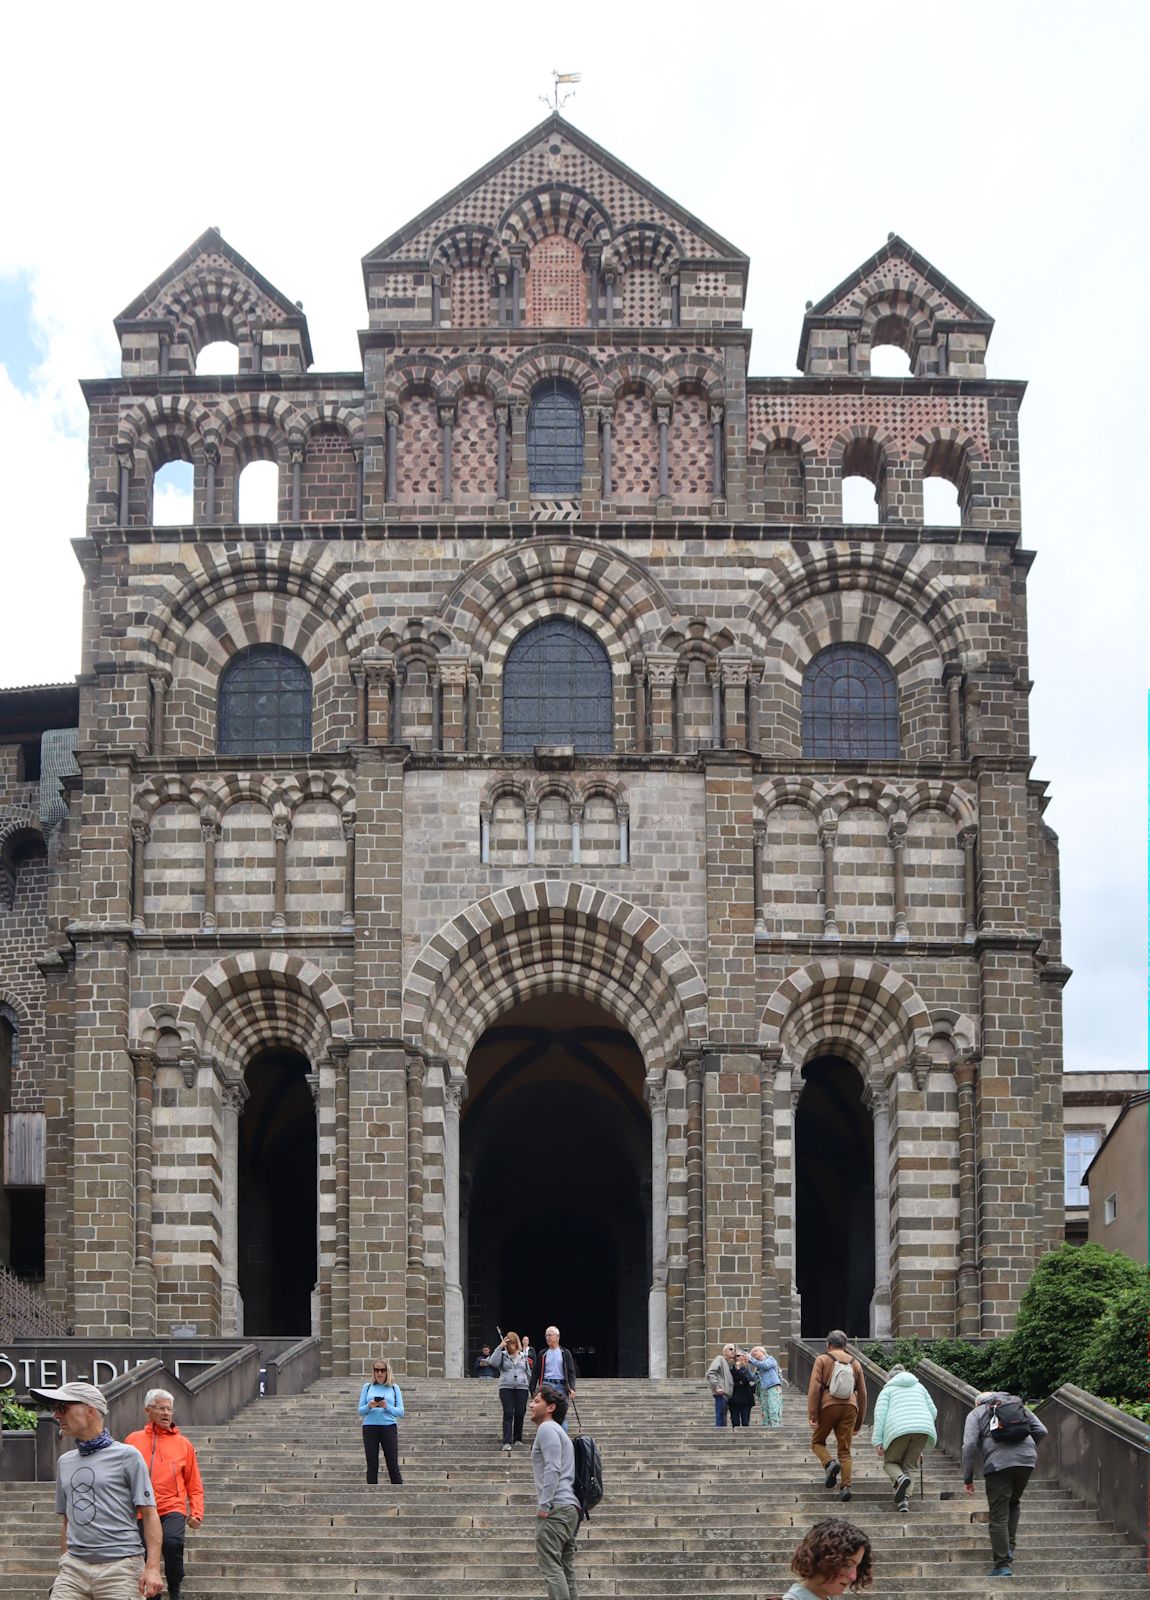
<box><xmin>1</xmin><ymin>1389</ymin><xmax>38</xmax><ymax>1431</ymax></box>
<box><xmin>859</xmin><ymin>1336</ymin><xmax>1008</xmax><ymax>1389</ymax></box>
<box><xmin>1011</xmin><ymin>1243</ymin><xmax>1147</xmax><ymax>1400</ymax></box>
<box><xmin>1076</xmin><ymin>1276</ymin><xmax>1150</xmax><ymax>1403</ymax></box>
<box><xmin>1097</xmin><ymin>1398</ymin><xmax>1150</xmax><ymax>1425</ymax></box>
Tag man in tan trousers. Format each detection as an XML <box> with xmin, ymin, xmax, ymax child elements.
<box><xmin>808</xmin><ymin>1330</ymin><xmax>868</xmax><ymax>1502</ymax></box>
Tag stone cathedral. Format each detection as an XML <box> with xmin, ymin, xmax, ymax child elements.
<box><xmin>0</xmin><ymin>116</ymin><xmax>1068</xmax><ymax>1377</ymax></box>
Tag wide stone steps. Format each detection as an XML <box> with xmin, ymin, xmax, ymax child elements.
<box><xmin>1</xmin><ymin>1377</ymin><xmax>1144</xmax><ymax>1599</ymax></box>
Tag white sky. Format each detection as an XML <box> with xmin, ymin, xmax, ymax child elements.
<box><xmin>0</xmin><ymin>1</ymin><xmax>1145</xmax><ymax>1076</ymax></box>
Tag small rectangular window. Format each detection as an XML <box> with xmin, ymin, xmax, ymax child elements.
<box><xmin>1104</xmin><ymin>1192</ymin><xmax>1118</xmax><ymax>1226</ymax></box>
<box><xmin>1064</xmin><ymin>1129</ymin><xmax>1102</xmax><ymax>1205</ymax></box>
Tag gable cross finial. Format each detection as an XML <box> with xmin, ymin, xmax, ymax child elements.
<box><xmin>542</xmin><ymin>69</ymin><xmax>580</xmax><ymax>115</ymax></box>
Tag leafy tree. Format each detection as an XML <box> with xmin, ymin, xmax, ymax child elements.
<box><xmin>1</xmin><ymin>1389</ymin><xmax>38</xmax><ymax>1430</ymax></box>
<box><xmin>1076</xmin><ymin>1275</ymin><xmax>1150</xmax><ymax>1403</ymax></box>
<box><xmin>1010</xmin><ymin>1243</ymin><xmax>1147</xmax><ymax>1400</ymax></box>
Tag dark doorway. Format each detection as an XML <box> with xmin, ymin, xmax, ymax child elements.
<box><xmin>795</xmin><ymin>1056</ymin><xmax>875</xmax><ymax>1336</ymax></box>
<box><xmin>238</xmin><ymin>1048</ymin><xmax>316</xmax><ymax>1334</ymax></box>
<box><xmin>463</xmin><ymin>995</ymin><xmax>650</xmax><ymax>1376</ymax></box>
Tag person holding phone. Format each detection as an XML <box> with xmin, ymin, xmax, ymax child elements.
<box><xmin>484</xmin><ymin>1330</ymin><xmax>532</xmax><ymax>1454</ymax></box>
<box><xmin>357</xmin><ymin>1358</ymin><xmax>405</xmax><ymax>1485</ymax></box>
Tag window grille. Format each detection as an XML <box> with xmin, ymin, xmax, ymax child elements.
<box><xmin>218</xmin><ymin>645</ymin><xmax>312</xmax><ymax>755</ymax></box>
<box><xmin>503</xmin><ymin>618</ymin><xmax>613</xmax><ymax>753</ymax></box>
<box><xmin>802</xmin><ymin>644</ymin><xmax>899</xmax><ymax>759</ymax></box>
<box><xmin>528</xmin><ymin>380</ymin><xmax>584</xmax><ymax>497</ymax></box>
<box><xmin>1064</xmin><ymin>1130</ymin><xmax>1101</xmax><ymax>1206</ymax></box>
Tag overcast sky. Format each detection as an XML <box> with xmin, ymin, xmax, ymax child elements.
<box><xmin>0</xmin><ymin>2</ymin><xmax>1144</xmax><ymax>1077</ymax></box>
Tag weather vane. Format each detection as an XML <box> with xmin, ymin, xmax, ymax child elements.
<box><xmin>542</xmin><ymin>70</ymin><xmax>580</xmax><ymax>115</ymax></box>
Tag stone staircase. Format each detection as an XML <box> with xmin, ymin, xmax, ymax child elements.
<box><xmin>2</xmin><ymin>1378</ymin><xmax>1146</xmax><ymax>1598</ymax></box>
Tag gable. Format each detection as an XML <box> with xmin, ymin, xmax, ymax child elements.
<box><xmin>807</xmin><ymin>234</ymin><xmax>992</xmax><ymax>325</ymax></box>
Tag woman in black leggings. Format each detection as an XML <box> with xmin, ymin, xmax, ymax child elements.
<box><xmin>357</xmin><ymin>1356</ymin><xmax>405</xmax><ymax>1483</ymax></box>
<box><xmin>483</xmin><ymin>1331</ymin><xmax>531</xmax><ymax>1454</ymax></box>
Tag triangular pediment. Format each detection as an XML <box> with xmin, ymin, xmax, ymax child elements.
<box><xmin>807</xmin><ymin>234</ymin><xmax>993</xmax><ymax>326</ymax></box>
<box><xmin>364</xmin><ymin>115</ymin><xmax>747</xmax><ymax>267</ymax></box>
<box><xmin>115</xmin><ymin>228</ymin><xmax>312</xmax><ymax>362</ymax></box>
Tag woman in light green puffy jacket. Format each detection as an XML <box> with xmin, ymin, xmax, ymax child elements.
<box><xmin>871</xmin><ymin>1365</ymin><xmax>938</xmax><ymax>1513</ymax></box>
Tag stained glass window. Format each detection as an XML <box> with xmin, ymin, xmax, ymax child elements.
<box><xmin>802</xmin><ymin>645</ymin><xmax>899</xmax><ymax>759</ymax></box>
<box><xmin>528</xmin><ymin>380</ymin><xmax>584</xmax><ymax>497</ymax></box>
<box><xmin>218</xmin><ymin>645</ymin><xmax>312</xmax><ymax>755</ymax></box>
<box><xmin>503</xmin><ymin>618</ymin><xmax>612</xmax><ymax>753</ymax></box>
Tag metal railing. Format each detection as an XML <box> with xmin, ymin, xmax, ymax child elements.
<box><xmin>0</xmin><ymin>1264</ymin><xmax>70</xmax><ymax>1341</ymax></box>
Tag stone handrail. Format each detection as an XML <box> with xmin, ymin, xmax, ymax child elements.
<box><xmin>263</xmin><ymin>1336</ymin><xmax>321</xmax><ymax>1396</ymax></box>
<box><xmin>1033</xmin><ymin>1383</ymin><xmax>1149</xmax><ymax>1547</ymax></box>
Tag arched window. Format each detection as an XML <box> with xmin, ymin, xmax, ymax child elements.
<box><xmin>218</xmin><ymin>645</ymin><xmax>312</xmax><ymax>755</ymax></box>
<box><xmin>802</xmin><ymin>645</ymin><xmax>899</xmax><ymax>759</ymax></box>
<box><xmin>528</xmin><ymin>380</ymin><xmax>584</xmax><ymax>498</ymax></box>
<box><xmin>503</xmin><ymin>618</ymin><xmax>613</xmax><ymax>753</ymax></box>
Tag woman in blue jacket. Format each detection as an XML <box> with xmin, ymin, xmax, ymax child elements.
<box><xmin>358</xmin><ymin>1356</ymin><xmax>405</xmax><ymax>1485</ymax></box>
<box><xmin>748</xmin><ymin>1345</ymin><xmax>784</xmax><ymax>1427</ymax></box>
<box><xmin>871</xmin><ymin>1364</ymin><xmax>937</xmax><ymax>1511</ymax></box>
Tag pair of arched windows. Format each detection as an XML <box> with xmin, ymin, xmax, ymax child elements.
<box><xmin>213</xmin><ymin>631</ymin><xmax>899</xmax><ymax>758</ymax></box>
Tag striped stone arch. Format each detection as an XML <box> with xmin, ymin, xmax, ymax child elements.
<box><xmin>601</xmin><ymin>353</ymin><xmax>667</xmax><ymax>403</ymax></box>
<box><xmin>603</xmin><ymin>223</ymin><xmax>684</xmax><ymax>275</ymax></box>
<box><xmin>754</xmin><ymin>776</ymin><xmax>830</xmax><ymax>824</ymax></box>
<box><xmin>156</xmin><ymin>270</ymin><xmax>265</xmax><ymax>361</ymax></box>
<box><xmin>838</xmin><ymin>275</ymin><xmax>948</xmax><ymax>322</ymax></box>
<box><xmin>134</xmin><ymin>547</ymin><xmax>374</xmax><ymax>668</ymax></box>
<box><xmin>291</xmin><ymin>402</ymin><xmax>365</xmax><ymax>447</ymax></box>
<box><xmin>665</xmin><ymin>353</ymin><xmax>725</xmax><ymax>402</ymax></box>
<box><xmin>177</xmin><ymin>952</ymin><xmax>352</xmax><ymax>1072</ymax></box>
<box><xmin>404</xmin><ymin>881</ymin><xmax>707</xmax><ymax>1074</ymax></box>
<box><xmin>498</xmin><ymin>185</ymin><xmax>613</xmax><ymax>251</ymax></box>
<box><xmin>508</xmin><ymin>345</ymin><xmax>604</xmax><ymax>404</ymax></box>
<box><xmin>117</xmin><ymin>395</ymin><xmax>216</xmax><ymax>465</ymax></box>
<box><xmin>744</xmin><ymin>544</ymin><xmax>970</xmax><ymax>666</ymax></box>
<box><xmin>580</xmin><ymin>775</ymin><xmax>628</xmax><ymax>809</ymax></box>
<box><xmin>0</xmin><ymin>810</ymin><xmax>46</xmax><ymax>854</ymax></box>
<box><xmin>826</xmin><ymin>776</ymin><xmax>901</xmax><ymax>820</ymax></box>
<box><xmin>532</xmin><ymin>776</ymin><xmax>579</xmax><ymax>808</ymax></box>
<box><xmin>211</xmin><ymin>393</ymin><xmax>299</xmax><ymax>465</ymax></box>
<box><xmin>0</xmin><ymin>989</ymin><xmax>32</xmax><ymax>1029</ymax></box>
<box><xmin>131</xmin><ymin>774</ymin><xmax>197</xmax><ymax>825</ymax></box>
<box><xmin>828</xmin><ymin>423</ymin><xmax>899</xmax><ymax>483</ymax></box>
<box><xmin>760</xmin><ymin>959</ymin><xmax>933</xmax><ymax>1078</ymax></box>
<box><xmin>191</xmin><ymin>771</ymin><xmax>283</xmax><ymax>825</ymax></box>
<box><xmin>909</xmin><ymin>424</ymin><xmax>985</xmax><ymax>506</ymax></box>
<box><xmin>437</xmin><ymin>538</ymin><xmax>674</xmax><ymax>672</ymax></box>
<box><xmin>749</xmin><ymin>423</ymin><xmax>818</xmax><ymax>467</ymax></box>
<box><xmin>277</xmin><ymin>771</ymin><xmax>356</xmax><ymax>821</ymax></box>
<box><xmin>429</xmin><ymin>224</ymin><xmax>499</xmax><ymax>271</ymax></box>
<box><xmin>478</xmin><ymin>775</ymin><xmax>531</xmax><ymax>814</ymax></box>
<box><xmin>858</xmin><ymin>287</ymin><xmax>936</xmax><ymax>357</ymax></box>
<box><xmin>898</xmin><ymin>778</ymin><xmax>977</xmax><ymax>832</ymax></box>
<box><xmin>382</xmin><ymin>355</ymin><xmax>448</xmax><ymax>411</ymax></box>
<box><xmin>439</xmin><ymin>353</ymin><xmax>510</xmax><ymax>405</ymax></box>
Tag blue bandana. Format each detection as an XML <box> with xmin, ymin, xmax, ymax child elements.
<box><xmin>76</xmin><ymin>1429</ymin><xmax>114</xmax><ymax>1455</ymax></box>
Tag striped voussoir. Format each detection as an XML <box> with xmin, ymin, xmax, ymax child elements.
<box><xmin>176</xmin><ymin>951</ymin><xmax>352</xmax><ymax>1072</ymax></box>
<box><xmin>760</xmin><ymin>958</ymin><xmax>933</xmax><ymax>1076</ymax></box>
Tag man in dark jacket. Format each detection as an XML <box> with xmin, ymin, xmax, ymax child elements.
<box><xmin>530</xmin><ymin>1326</ymin><xmax>577</xmax><ymax>1401</ymax></box>
<box><xmin>961</xmin><ymin>1391</ymin><xmax>1047</xmax><ymax>1577</ymax></box>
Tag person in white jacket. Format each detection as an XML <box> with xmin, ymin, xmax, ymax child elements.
<box><xmin>870</xmin><ymin>1364</ymin><xmax>937</xmax><ymax>1512</ymax></box>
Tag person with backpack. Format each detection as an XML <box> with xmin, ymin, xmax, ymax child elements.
<box><xmin>961</xmin><ymin>1390</ymin><xmax>1047</xmax><ymax>1578</ymax></box>
<box><xmin>748</xmin><ymin>1345</ymin><xmax>784</xmax><ymax>1427</ymax></box>
<box><xmin>807</xmin><ymin>1331</ymin><xmax>867</xmax><ymax>1502</ymax></box>
<box><xmin>870</xmin><ymin>1363</ymin><xmax>937</xmax><ymax>1512</ymax></box>
<box><xmin>529</xmin><ymin>1385</ymin><xmax>581</xmax><ymax>1600</ymax></box>
<box><xmin>484</xmin><ymin>1330</ymin><xmax>532</xmax><ymax>1454</ymax></box>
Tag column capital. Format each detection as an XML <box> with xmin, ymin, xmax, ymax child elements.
<box><xmin>709</xmin><ymin>403</ymin><xmax>725</xmax><ymax>425</ymax></box>
<box><xmin>341</xmin><ymin>812</ymin><xmax>357</xmax><ymax>842</ymax></box>
<box><xmin>438</xmin><ymin>655</ymin><xmax>470</xmax><ymax>686</ymax></box>
<box><xmin>130</xmin><ymin>819</ymin><xmax>150</xmax><ymax>845</ymax></box>
<box><xmin>888</xmin><ymin>820</ymin><xmax>907</xmax><ymax>848</ymax></box>
<box><xmin>385</xmin><ymin>407</ymin><xmax>401</xmax><ymax>428</ymax></box>
<box><xmin>221</xmin><ymin>1077</ymin><xmax>249</xmax><ymax>1115</ymax></box>
<box><xmin>644</xmin><ymin>1071</ymin><xmax>667</xmax><ymax>1113</ymax></box>
<box><xmin>958</xmin><ymin>823</ymin><xmax>979</xmax><ymax>846</ymax></box>
<box><xmin>272</xmin><ymin>816</ymin><xmax>292</xmax><ymax>843</ymax></box>
<box><xmin>200</xmin><ymin>816</ymin><xmax>220</xmax><ymax>844</ymax></box>
<box><xmin>128</xmin><ymin>1047</ymin><xmax>157</xmax><ymax>1081</ymax></box>
<box><xmin>444</xmin><ymin>1073</ymin><xmax>467</xmax><ymax>1113</ymax></box>
<box><xmin>437</xmin><ymin>401</ymin><xmax>457</xmax><ymax>426</ymax></box>
<box><xmin>862</xmin><ymin>1079</ymin><xmax>889</xmax><ymax>1115</ymax></box>
<box><xmin>147</xmin><ymin>669</ymin><xmax>172</xmax><ymax>691</ymax></box>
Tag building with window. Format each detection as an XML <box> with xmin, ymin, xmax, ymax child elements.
<box><xmin>0</xmin><ymin>116</ymin><xmax>1068</xmax><ymax>1374</ymax></box>
<box><xmin>1061</xmin><ymin>1071</ymin><xmax>1148</xmax><ymax>1244</ymax></box>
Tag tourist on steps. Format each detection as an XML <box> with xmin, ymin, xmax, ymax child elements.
<box><xmin>870</xmin><ymin>1363</ymin><xmax>937</xmax><ymax>1512</ymax></box>
<box><xmin>484</xmin><ymin>1329</ymin><xmax>532</xmax><ymax>1453</ymax></box>
<box><xmin>530</xmin><ymin>1385</ymin><xmax>581</xmax><ymax>1600</ymax></box>
<box><xmin>357</xmin><ymin>1357</ymin><xmax>405</xmax><ymax>1485</ymax></box>
<box><xmin>530</xmin><ymin>1326</ymin><xmax>578</xmax><ymax>1431</ymax></box>
<box><xmin>747</xmin><ymin>1345</ymin><xmax>784</xmax><ymax>1427</ymax></box>
<box><xmin>125</xmin><ymin>1387</ymin><xmax>205</xmax><ymax>1600</ymax></box>
<box><xmin>475</xmin><ymin>1344</ymin><xmax>498</xmax><ymax>1377</ymax></box>
<box><xmin>808</xmin><ymin>1331</ymin><xmax>867</xmax><ymax>1503</ymax></box>
<box><xmin>962</xmin><ymin>1389</ymin><xmax>1047</xmax><ymax>1578</ymax></box>
<box><xmin>728</xmin><ymin>1349</ymin><xmax>757</xmax><ymax>1427</ymax></box>
<box><xmin>782</xmin><ymin>1517</ymin><xmax>874</xmax><ymax>1600</ymax></box>
<box><xmin>705</xmin><ymin>1342</ymin><xmax>736</xmax><ymax>1426</ymax></box>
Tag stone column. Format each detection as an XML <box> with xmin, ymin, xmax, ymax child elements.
<box><xmin>889</xmin><ymin>821</ymin><xmax>909</xmax><ymax>939</ymax></box>
<box><xmin>479</xmin><ymin>806</ymin><xmax>491</xmax><ymax>864</ymax></box>
<box><xmin>944</xmin><ymin>663</ymin><xmax>965</xmax><ymax>757</ymax></box>
<box><xmin>646</xmin><ymin>1073</ymin><xmax>669</xmax><ymax>1378</ymax></box>
<box><xmin>342</xmin><ymin>814</ymin><xmax>356</xmax><ymax>929</ymax></box>
<box><xmin>819</xmin><ymin>816</ymin><xmax>840</xmax><ymax>938</ymax></box>
<box><xmin>752</xmin><ymin>823</ymin><xmax>766</xmax><ymax>931</ymax></box>
<box><xmin>631</xmin><ymin>656</ymin><xmax>648</xmax><ymax>753</ymax></box>
<box><xmin>290</xmin><ymin>441</ymin><xmax>303</xmax><ymax>521</ymax></box>
<box><xmin>866</xmin><ymin>1080</ymin><xmax>892</xmax><ymax>1336</ymax></box>
<box><xmin>439</xmin><ymin>403</ymin><xmax>455</xmax><ymax>502</ymax></box>
<box><xmin>655</xmin><ymin>401</ymin><xmax>671</xmax><ymax>502</ymax></box>
<box><xmin>385</xmin><ymin>410</ymin><xmax>399</xmax><ymax>503</ymax></box>
<box><xmin>443</xmin><ymin>1073</ymin><xmax>467</xmax><ymax>1377</ymax></box>
<box><xmin>525</xmin><ymin>803</ymin><xmax>538</xmax><ymax>866</ymax></box>
<box><xmin>116</xmin><ymin>447</ymin><xmax>132</xmax><ymax>527</ymax></box>
<box><xmin>758</xmin><ymin>1048</ymin><xmax>781</xmax><ymax>1346</ymax></box>
<box><xmin>331</xmin><ymin>1044</ymin><xmax>351</xmax><ymax>1371</ymax></box>
<box><xmin>710</xmin><ymin>404</ymin><xmax>725</xmax><ymax>501</ymax></box>
<box><xmin>148</xmin><ymin>673</ymin><xmax>169</xmax><ymax>757</ymax></box>
<box><xmin>200</xmin><ymin>818</ymin><xmax>219</xmax><ymax>932</ymax></box>
<box><xmin>354</xmin><ymin>445</ymin><xmax>364</xmax><ymax>518</ymax></box>
<box><xmin>130</xmin><ymin>821</ymin><xmax>148</xmax><ymax>933</ymax></box>
<box><xmin>618</xmin><ymin>804</ymin><xmax>629</xmax><ymax>866</ymax></box>
<box><xmin>720</xmin><ymin>656</ymin><xmax>751</xmax><ymax>748</ymax></box>
<box><xmin>509</xmin><ymin>402</ymin><xmax>529</xmax><ymax>504</ymax></box>
<box><xmin>570</xmin><ymin>801</ymin><xmax>583</xmax><ymax>867</ymax></box>
<box><xmin>130</xmin><ymin>1048</ymin><xmax>157</xmax><ymax>1332</ymax></box>
<box><xmin>272</xmin><ymin>817</ymin><xmax>290</xmax><ymax>929</ymax></box>
<box><xmin>204</xmin><ymin>443</ymin><xmax>219</xmax><ymax>524</ymax></box>
<box><xmin>361</xmin><ymin>653</ymin><xmax>393</xmax><ymax>745</ymax></box>
<box><xmin>405</xmin><ymin>1052</ymin><xmax>427</xmax><ymax>1370</ymax></box>
<box><xmin>220</xmin><ymin>1076</ymin><xmax>248</xmax><ymax>1336</ymax></box>
<box><xmin>495</xmin><ymin>405</ymin><xmax>509</xmax><ymax>501</ymax></box>
<box><xmin>961</xmin><ymin>826</ymin><xmax>978</xmax><ymax>940</ymax></box>
<box><xmin>708</xmin><ymin>667</ymin><xmax>722</xmax><ymax>747</ymax></box>
<box><xmin>684</xmin><ymin>1051</ymin><xmax>706</xmax><ymax>1374</ymax></box>
<box><xmin>600</xmin><ymin>411</ymin><xmax>613</xmax><ymax>499</ymax></box>
<box><xmin>954</xmin><ymin>1052</ymin><xmax>981</xmax><ymax>1335</ymax></box>
<box><xmin>603</xmin><ymin>268</ymin><xmax>616</xmax><ymax>325</ymax></box>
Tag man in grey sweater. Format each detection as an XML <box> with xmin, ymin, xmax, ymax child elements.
<box><xmin>529</xmin><ymin>1385</ymin><xmax>580</xmax><ymax>1600</ymax></box>
<box><xmin>961</xmin><ymin>1390</ymin><xmax>1047</xmax><ymax>1577</ymax></box>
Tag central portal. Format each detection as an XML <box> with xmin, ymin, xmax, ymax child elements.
<box><xmin>462</xmin><ymin>995</ymin><xmax>650</xmax><ymax>1376</ymax></box>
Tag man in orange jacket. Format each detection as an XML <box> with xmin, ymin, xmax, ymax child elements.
<box><xmin>125</xmin><ymin>1389</ymin><xmax>204</xmax><ymax>1600</ymax></box>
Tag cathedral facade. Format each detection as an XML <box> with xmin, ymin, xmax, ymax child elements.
<box><xmin>0</xmin><ymin>116</ymin><xmax>1067</xmax><ymax>1376</ymax></box>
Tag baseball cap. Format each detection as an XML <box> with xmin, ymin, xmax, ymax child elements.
<box><xmin>29</xmin><ymin>1381</ymin><xmax>109</xmax><ymax>1414</ymax></box>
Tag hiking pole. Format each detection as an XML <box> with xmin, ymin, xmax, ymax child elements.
<box><xmin>569</xmin><ymin>1395</ymin><xmax>582</xmax><ymax>1434</ymax></box>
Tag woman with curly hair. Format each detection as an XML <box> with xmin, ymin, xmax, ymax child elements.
<box><xmin>783</xmin><ymin>1518</ymin><xmax>873</xmax><ymax>1600</ymax></box>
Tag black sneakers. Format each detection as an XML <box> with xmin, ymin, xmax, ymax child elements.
<box><xmin>836</xmin><ymin>1486</ymin><xmax>852</xmax><ymax>1502</ymax></box>
<box><xmin>824</xmin><ymin>1461</ymin><xmax>840</xmax><ymax>1489</ymax></box>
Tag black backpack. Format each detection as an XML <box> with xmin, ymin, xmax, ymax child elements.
<box><xmin>572</xmin><ymin>1433</ymin><xmax>603</xmax><ymax>1523</ymax></box>
<box><xmin>986</xmin><ymin>1396</ymin><xmax>1030</xmax><ymax>1444</ymax></box>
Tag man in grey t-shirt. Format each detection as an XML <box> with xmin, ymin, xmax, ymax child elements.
<box><xmin>30</xmin><ymin>1381</ymin><xmax>162</xmax><ymax>1600</ymax></box>
<box><xmin>529</xmin><ymin>1385</ymin><xmax>580</xmax><ymax>1600</ymax></box>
